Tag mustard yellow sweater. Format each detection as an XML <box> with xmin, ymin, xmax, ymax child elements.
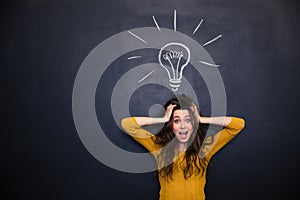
<box><xmin>121</xmin><ymin>117</ymin><xmax>245</xmax><ymax>200</ymax></box>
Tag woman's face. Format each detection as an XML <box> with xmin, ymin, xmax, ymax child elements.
<box><xmin>172</xmin><ymin>109</ymin><xmax>194</xmax><ymax>144</ymax></box>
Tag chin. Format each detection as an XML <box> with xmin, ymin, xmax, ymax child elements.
<box><xmin>178</xmin><ymin>139</ymin><xmax>189</xmax><ymax>143</ymax></box>
<box><xmin>176</xmin><ymin>136</ymin><xmax>192</xmax><ymax>143</ymax></box>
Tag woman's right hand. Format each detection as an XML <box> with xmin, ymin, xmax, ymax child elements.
<box><xmin>163</xmin><ymin>104</ymin><xmax>176</xmax><ymax>122</ymax></box>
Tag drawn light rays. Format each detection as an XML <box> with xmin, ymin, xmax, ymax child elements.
<box><xmin>127</xmin><ymin>30</ymin><xmax>148</xmax><ymax>44</ymax></box>
<box><xmin>152</xmin><ymin>16</ymin><xmax>161</xmax><ymax>32</ymax></box>
<box><xmin>192</xmin><ymin>19</ymin><xmax>203</xmax><ymax>35</ymax></box>
<box><xmin>202</xmin><ymin>34</ymin><xmax>222</xmax><ymax>47</ymax></box>
<box><xmin>126</xmin><ymin>10</ymin><xmax>223</xmax><ymax>82</ymax></box>
<box><xmin>127</xmin><ymin>56</ymin><xmax>142</xmax><ymax>60</ymax></box>
<box><xmin>174</xmin><ymin>10</ymin><xmax>177</xmax><ymax>32</ymax></box>
<box><xmin>138</xmin><ymin>69</ymin><xmax>156</xmax><ymax>83</ymax></box>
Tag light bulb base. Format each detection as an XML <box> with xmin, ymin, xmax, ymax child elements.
<box><xmin>169</xmin><ymin>79</ymin><xmax>181</xmax><ymax>91</ymax></box>
<box><xmin>169</xmin><ymin>79</ymin><xmax>181</xmax><ymax>84</ymax></box>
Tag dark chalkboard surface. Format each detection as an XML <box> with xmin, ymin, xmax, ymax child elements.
<box><xmin>2</xmin><ymin>0</ymin><xmax>299</xmax><ymax>199</ymax></box>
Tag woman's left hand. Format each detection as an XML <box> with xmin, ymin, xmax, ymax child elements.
<box><xmin>191</xmin><ymin>103</ymin><xmax>202</xmax><ymax>123</ymax></box>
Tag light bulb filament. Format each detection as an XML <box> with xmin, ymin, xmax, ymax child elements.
<box><xmin>163</xmin><ymin>51</ymin><xmax>183</xmax><ymax>79</ymax></box>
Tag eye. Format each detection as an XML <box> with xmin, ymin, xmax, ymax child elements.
<box><xmin>185</xmin><ymin>119</ymin><xmax>191</xmax><ymax>123</ymax></box>
<box><xmin>174</xmin><ymin>119</ymin><xmax>180</xmax><ymax>124</ymax></box>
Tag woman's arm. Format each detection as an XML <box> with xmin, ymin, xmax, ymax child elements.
<box><xmin>121</xmin><ymin>104</ymin><xmax>176</xmax><ymax>153</ymax></box>
<box><xmin>191</xmin><ymin>104</ymin><xmax>246</xmax><ymax>159</ymax></box>
<box><xmin>191</xmin><ymin>103</ymin><xmax>234</xmax><ymax>127</ymax></box>
<box><xmin>199</xmin><ymin>116</ymin><xmax>233</xmax><ymax>127</ymax></box>
<box><xmin>121</xmin><ymin>117</ymin><xmax>160</xmax><ymax>153</ymax></box>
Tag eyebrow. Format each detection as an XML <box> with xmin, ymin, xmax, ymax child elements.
<box><xmin>173</xmin><ymin>115</ymin><xmax>191</xmax><ymax>118</ymax></box>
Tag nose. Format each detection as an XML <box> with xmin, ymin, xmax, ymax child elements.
<box><xmin>180</xmin><ymin>121</ymin><xmax>186</xmax><ymax>128</ymax></box>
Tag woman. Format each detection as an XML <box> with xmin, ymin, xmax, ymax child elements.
<box><xmin>121</xmin><ymin>94</ymin><xmax>245</xmax><ymax>200</ymax></box>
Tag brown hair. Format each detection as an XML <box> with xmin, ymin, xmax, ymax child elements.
<box><xmin>153</xmin><ymin>94</ymin><xmax>211</xmax><ymax>180</ymax></box>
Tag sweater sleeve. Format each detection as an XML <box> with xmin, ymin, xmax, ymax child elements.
<box><xmin>203</xmin><ymin>117</ymin><xmax>246</xmax><ymax>160</ymax></box>
<box><xmin>121</xmin><ymin>117</ymin><xmax>161</xmax><ymax>154</ymax></box>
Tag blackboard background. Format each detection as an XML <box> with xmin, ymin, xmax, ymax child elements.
<box><xmin>2</xmin><ymin>0</ymin><xmax>299</xmax><ymax>199</ymax></box>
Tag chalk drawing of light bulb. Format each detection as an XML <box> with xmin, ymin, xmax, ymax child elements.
<box><xmin>158</xmin><ymin>42</ymin><xmax>191</xmax><ymax>91</ymax></box>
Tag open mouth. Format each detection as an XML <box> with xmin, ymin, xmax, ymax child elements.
<box><xmin>179</xmin><ymin>131</ymin><xmax>188</xmax><ymax>135</ymax></box>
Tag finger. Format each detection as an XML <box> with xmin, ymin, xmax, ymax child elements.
<box><xmin>191</xmin><ymin>104</ymin><xmax>200</xmax><ymax>116</ymax></box>
<box><xmin>167</xmin><ymin>104</ymin><xmax>176</xmax><ymax>109</ymax></box>
<box><xmin>170</xmin><ymin>104</ymin><xmax>176</xmax><ymax>111</ymax></box>
<box><xmin>190</xmin><ymin>103</ymin><xmax>196</xmax><ymax>111</ymax></box>
<box><xmin>193</xmin><ymin>103</ymin><xmax>199</xmax><ymax>111</ymax></box>
<box><xmin>166</xmin><ymin>104</ymin><xmax>173</xmax><ymax>110</ymax></box>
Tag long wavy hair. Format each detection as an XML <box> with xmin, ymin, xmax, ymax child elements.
<box><xmin>153</xmin><ymin>94</ymin><xmax>211</xmax><ymax>181</ymax></box>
